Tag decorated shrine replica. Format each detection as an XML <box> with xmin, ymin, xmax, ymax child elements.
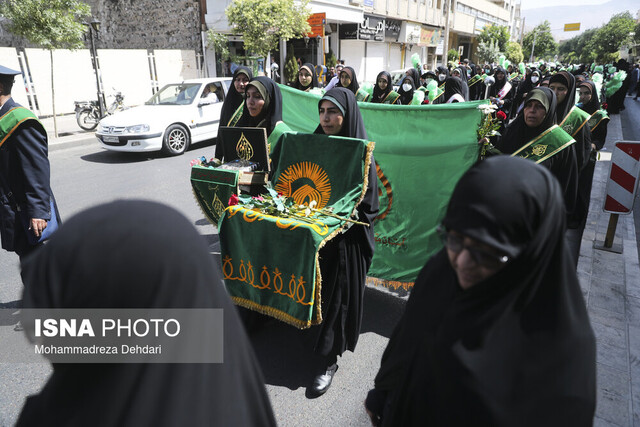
<box><xmin>219</xmin><ymin>133</ymin><xmax>373</xmax><ymax>328</ymax></box>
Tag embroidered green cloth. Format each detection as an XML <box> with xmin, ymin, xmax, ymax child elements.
<box><xmin>559</xmin><ymin>106</ymin><xmax>590</xmax><ymax>137</ymax></box>
<box><xmin>191</xmin><ymin>166</ymin><xmax>239</xmax><ymax>225</ymax></box>
<box><xmin>279</xmin><ymin>84</ymin><xmax>480</xmax><ymax>288</ymax></box>
<box><xmin>0</xmin><ymin>107</ymin><xmax>41</xmax><ymax>148</ymax></box>
<box><xmin>219</xmin><ymin>132</ymin><xmax>374</xmax><ymax>328</ymax></box>
<box><xmin>511</xmin><ymin>124</ymin><xmax>576</xmax><ymax>164</ymax></box>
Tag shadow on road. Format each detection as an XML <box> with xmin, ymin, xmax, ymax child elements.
<box><xmin>245</xmin><ymin>287</ymin><xmax>406</xmax><ymax>392</ymax></box>
<box><xmin>80</xmin><ymin>150</ymin><xmax>161</xmax><ymax>164</ymax></box>
<box><xmin>0</xmin><ymin>300</ymin><xmax>22</xmax><ymax>327</ymax></box>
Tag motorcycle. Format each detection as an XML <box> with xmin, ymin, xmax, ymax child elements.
<box><xmin>74</xmin><ymin>91</ymin><xmax>127</xmax><ymax>131</ymax></box>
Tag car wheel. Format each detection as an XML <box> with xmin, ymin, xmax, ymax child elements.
<box><xmin>162</xmin><ymin>124</ymin><xmax>190</xmax><ymax>155</ymax></box>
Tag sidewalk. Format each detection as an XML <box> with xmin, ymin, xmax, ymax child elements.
<box><xmin>578</xmin><ymin>113</ymin><xmax>640</xmax><ymax>426</ymax></box>
<box><xmin>39</xmin><ymin>114</ymin><xmax>96</xmax><ymax>151</ymax></box>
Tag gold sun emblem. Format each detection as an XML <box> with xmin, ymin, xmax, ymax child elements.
<box><xmin>531</xmin><ymin>144</ymin><xmax>548</xmax><ymax>157</ymax></box>
<box><xmin>236</xmin><ymin>132</ymin><xmax>254</xmax><ymax>161</ymax></box>
<box><xmin>275</xmin><ymin>162</ymin><xmax>331</xmax><ymax>208</ymax></box>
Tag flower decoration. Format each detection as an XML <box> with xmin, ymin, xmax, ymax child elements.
<box><xmin>477</xmin><ymin>103</ymin><xmax>502</xmax><ymax>160</ymax></box>
<box><xmin>230</xmin><ymin>187</ymin><xmax>368</xmax><ymax>227</ymax></box>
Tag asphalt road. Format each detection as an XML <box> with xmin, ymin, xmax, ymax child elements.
<box><xmin>620</xmin><ymin>95</ymin><xmax>640</xmax><ymax>265</ymax></box>
<box><xmin>0</xmin><ymin>137</ymin><xmax>404</xmax><ymax>426</ymax></box>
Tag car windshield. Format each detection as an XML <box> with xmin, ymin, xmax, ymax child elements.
<box><xmin>145</xmin><ymin>83</ymin><xmax>202</xmax><ymax>105</ymax></box>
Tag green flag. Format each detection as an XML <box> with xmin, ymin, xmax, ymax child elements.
<box><xmin>279</xmin><ymin>84</ymin><xmax>481</xmax><ymax>288</ymax></box>
<box><xmin>219</xmin><ymin>132</ymin><xmax>374</xmax><ymax>328</ymax></box>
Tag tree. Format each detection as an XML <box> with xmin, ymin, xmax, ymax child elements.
<box><xmin>592</xmin><ymin>12</ymin><xmax>635</xmax><ymax>62</ymax></box>
<box><xmin>476</xmin><ymin>40</ymin><xmax>501</xmax><ymax>64</ymax></box>
<box><xmin>0</xmin><ymin>0</ymin><xmax>90</xmax><ymax>136</ymax></box>
<box><xmin>477</xmin><ymin>25</ymin><xmax>510</xmax><ymax>52</ymax></box>
<box><xmin>447</xmin><ymin>48</ymin><xmax>459</xmax><ymax>63</ymax></box>
<box><xmin>505</xmin><ymin>41</ymin><xmax>524</xmax><ymax>64</ymax></box>
<box><xmin>522</xmin><ymin>21</ymin><xmax>557</xmax><ymax>61</ymax></box>
<box><xmin>226</xmin><ymin>0</ymin><xmax>311</xmax><ymax>59</ymax></box>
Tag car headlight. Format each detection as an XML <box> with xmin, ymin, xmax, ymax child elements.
<box><xmin>98</xmin><ymin>123</ymin><xmax>109</xmax><ymax>133</ymax></box>
<box><xmin>125</xmin><ymin>124</ymin><xmax>150</xmax><ymax>133</ymax></box>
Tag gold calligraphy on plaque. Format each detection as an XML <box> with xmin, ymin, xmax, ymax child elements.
<box><xmin>236</xmin><ymin>132</ymin><xmax>254</xmax><ymax>161</ymax></box>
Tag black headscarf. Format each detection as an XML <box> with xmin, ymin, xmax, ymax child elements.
<box><xmin>314</xmin><ymin>87</ymin><xmax>367</xmax><ymax>139</ymax></box>
<box><xmin>498</xmin><ymin>87</ymin><xmax>578</xmax><ymax>212</ymax></box>
<box><xmin>549</xmin><ymin>71</ymin><xmax>576</xmax><ymax>122</ymax></box>
<box><xmin>578</xmin><ymin>80</ymin><xmax>600</xmax><ymax>115</ymax></box>
<box><xmin>451</xmin><ymin>67</ymin><xmax>470</xmax><ymax>100</ymax></box>
<box><xmin>436</xmin><ymin>65</ymin><xmax>449</xmax><ymax>84</ymax></box>
<box><xmin>499</xmin><ymin>87</ymin><xmax>557</xmax><ymax>153</ymax></box>
<box><xmin>405</xmin><ymin>68</ymin><xmax>421</xmax><ymax>90</ymax></box>
<box><xmin>397</xmin><ymin>76</ymin><xmax>415</xmax><ymax>106</ymax></box>
<box><xmin>220</xmin><ymin>66</ymin><xmax>252</xmax><ymax>127</ymax></box>
<box><xmin>336</xmin><ymin>66</ymin><xmax>360</xmax><ymax>94</ymax></box>
<box><xmin>443</xmin><ymin>76</ymin><xmax>465</xmax><ymax>103</ymax></box>
<box><xmin>17</xmin><ymin>200</ymin><xmax>276</xmax><ymax>427</ymax></box>
<box><xmin>236</xmin><ymin>76</ymin><xmax>283</xmax><ymax>136</ymax></box>
<box><xmin>491</xmin><ymin>66</ymin><xmax>508</xmax><ymax>92</ymax></box>
<box><xmin>371</xmin><ymin>156</ymin><xmax>595</xmax><ymax>426</ymax></box>
<box><xmin>372</xmin><ymin>71</ymin><xmax>393</xmax><ymax>103</ymax></box>
<box><xmin>293</xmin><ymin>62</ymin><xmax>318</xmax><ymax>91</ymax></box>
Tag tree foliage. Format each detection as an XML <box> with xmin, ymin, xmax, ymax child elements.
<box><xmin>522</xmin><ymin>21</ymin><xmax>557</xmax><ymax>61</ymax></box>
<box><xmin>447</xmin><ymin>48</ymin><xmax>459</xmax><ymax>62</ymax></box>
<box><xmin>207</xmin><ymin>31</ymin><xmax>231</xmax><ymax>61</ymax></box>
<box><xmin>226</xmin><ymin>0</ymin><xmax>311</xmax><ymax>58</ymax></box>
<box><xmin>0</xmin><ymin>0</ymin><xmax>90</xmax><ymax>50</ymax></box>
<box><xmin>591</xmin><ymin>12</ymin><xmax>635</xmax><ymax>61</ymax></box>
<box><xmin>558</xmin><ymin>12</ymin><xmax>635</xmax><ymax>63</ymax></box>
<box><xmin>505</xmin><ymin>41</ymin><xmax>524</xmax><ymax>64</ymax></box>
<box><xmin>476</xmin><ymin>40</ymin><xmax>501</xmax><ymax>64</ymax></box>
<box><xmin>477</xmin><ymin>25</ymin><xmax>510</xmax><ymax>52</ymax></box>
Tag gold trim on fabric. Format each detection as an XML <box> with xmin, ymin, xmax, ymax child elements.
<box><xmin>535</xmin><ymin>138</ymin><xmax>576</xmax><ymax>164</ymax></box>
<box><xmin>367</xmin><ymin>277</ymin><xmax>415</xmax><ymax>291</ymax></box>
<box><xmin>559</xmin><ymin>106</ymin><xmax>589</xmax><ymax>137</ymax></box>
<box><xmin>511</xmin><ymin>125</ymin><xmax>559</xmax><ymax>157</ymax></box>
<box><xmin>589</xmin><ymin>111</ymin><xmax>608</xmax><ymax>132</ymax></box>
<box><xmin>190</xmin><ymin>187</ymin><xmax>218</xmax><ymax>226</ymax></box>
<box><xmin>231</xmin><ymin>296</ymin><xmax>314</xmax><ymax>329</ymax></box>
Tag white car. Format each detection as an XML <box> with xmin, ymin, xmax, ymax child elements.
<box><xmin>96</xmin><ymin>78</ymin><xmax>232</xmax><ymax>155</ymax></box>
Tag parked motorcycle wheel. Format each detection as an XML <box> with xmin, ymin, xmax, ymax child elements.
<box><xmin>76</xmin><ymin>108</ymin><xmax>100</xmax><ymax>131</ymax></box>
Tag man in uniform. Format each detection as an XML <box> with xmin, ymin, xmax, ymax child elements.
<box><xmin>0</xmin><ymin>65</ymin><xmax>60</xmax><ymax>262</ymax></box>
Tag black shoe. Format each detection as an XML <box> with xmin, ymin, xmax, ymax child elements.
<box><xmin>311</xmin><ymin>363</ymin><xmax>338</xmax><ymax>395</ymax></box>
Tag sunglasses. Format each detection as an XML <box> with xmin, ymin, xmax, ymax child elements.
<box><xmin>437</xmin><ymin>225</ymin><xmax>509</xmax><ymax>269</ymax></box>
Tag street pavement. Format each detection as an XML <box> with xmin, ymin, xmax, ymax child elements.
<box><xmin>0</xmin><ymin>107</ymin><xmax>639</xmax><ymax>426</ymax></box>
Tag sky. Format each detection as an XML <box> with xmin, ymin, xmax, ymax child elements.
<box><xmin>519</xmin><ymin>0</ymin><xmax>608</xmax><ymax>10</ymax></box>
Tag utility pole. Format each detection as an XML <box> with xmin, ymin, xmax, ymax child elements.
<box><xmin>529</xmin><ymin>29</ymin><xmax>537</xmax><ymax>63</ymax></box>
<box><xmin>443</xmin><ymin>0</ymin><xmax>451</xmax><ymax>66</ymax></box>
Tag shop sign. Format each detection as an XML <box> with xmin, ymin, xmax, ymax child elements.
<box><xmin>385</xmin><ymin>19</ymin><xmax>401</xmax><ymax>41</ymax></box>
<box><xmin>418</xmin><ymin>27</ymin><xmax>441</xmax><ymax>47</ymax></box>
<box><xmin>307</xmin><ymin>13</ymin><xmax>326</xmax><ymax>38</ymax></box>
<box><xmin>400</xmin><ymin>22</ymin><xmax>421</xmax><ymax>45</ymax></box>
<box><xmin>339</xmin><ymin>24</ymin><xmax>358</xmax><ymax>40</ymax></box>
<box><xmin>359</xmin><ymin>15</ymin><xmax>385</xmax><ymax>42</ymax></box>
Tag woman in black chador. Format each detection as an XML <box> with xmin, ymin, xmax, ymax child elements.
<box><xmin>495</xmin><ymin>87</ymin><xmax>578</xmax><ymax>214</ymax></box>
<box><xmin>17</xmin><ymin>200</ymin><xmax>276</xmax><ymax>427</ymax></box>
<box><xmin>236</xmin><ymin>76</ymin><xmax>283</xmax><ymax>137</ymax></box>
<box><xmin>365</xmin><ymin>156</ymin><xmax>596</xmax><ymax>426</ymax></box>
<box><xmin>218</xmin><ymin>66</ymin><xmax>252</xmax><ymax>160</ymax></box>
<box><xmin>308</xmin><ymin>87</ymin><xmax>379</xmax><ymax>395</ymax></box>
<box><xmin>293</xmin><ymin>63</ymin><xmax>319</xmax><ymax>92</ymax></box>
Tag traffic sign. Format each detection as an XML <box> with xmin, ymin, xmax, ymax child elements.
<box><xmin>603</xmin><ymin>141</ymin><xmax>640</xmax><ymax>214</ymax></box>
<box><xmin>564</xmin><ymin>23</ymin><xmax>580</xmax><ymax>32</ymax></box>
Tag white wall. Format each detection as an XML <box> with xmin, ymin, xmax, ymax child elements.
<box><xmin>340</xmin><ymin>40</ymin><xmax>366</xmax><ymax>82</ymax></box>
<box><xmin>364</xmin><ymin>42</ymin><xmax>386</xmax><ymax>83</ymax></box>
<box><xmin>98</xmin><ymin>49</ymin><xmax>152</xmax><ymax>106</ymax></box>
<box><xmin>388</xmin><ymin>43</ymin><xmax>402</xmax><ymax>71</ymax></box>
<box><xmin>0</xmin><ymin>48</ymin><xmax>201</xmax><ymax>116</ymax></box>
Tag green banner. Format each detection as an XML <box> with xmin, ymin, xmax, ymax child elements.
<box><xmin>279</xmin><ymin>84</ymin><xmax>482</xmax><ymax>287</ymax></box>
<box><xmin>511</xmin><ymin>124</ymin><xmax>575</xmax><ymax>164</ymax></box>
<box><xmin>219</xmin><ymin>133</ymin><xmax>373</xmax><ymax>328</ymax></box>
<box><xmin>191</xmin><ymin>166</ymin><xmax>239</xmax><ymax>225</ymax></box>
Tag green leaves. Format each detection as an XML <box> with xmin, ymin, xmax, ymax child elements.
<box><xmin>0</xmin><ymin>0</ymin><xmax>90</xmax><ymax>50</ymax></box>
<box><xmin>477</xmin><ymin>25</ymin><xmax>510</xmax><ymax>53</ymax></box>
<box><xmin>226</xmin><ymin>0</ymin><xmax>311</xmax><ymax>58</ymax></box>
<box><xmin>522</xmin><ymin>21</ymin><xmax>557</xmax><ymax>61</ymax></box>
